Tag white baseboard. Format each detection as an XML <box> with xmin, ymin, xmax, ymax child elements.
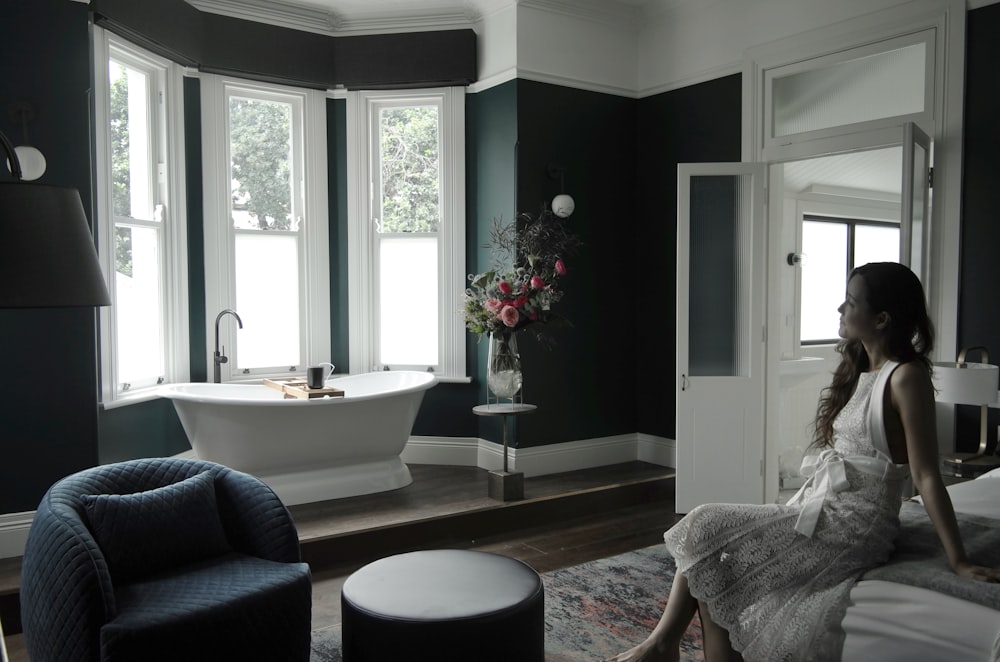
<box><xmin>0</xmin><ymin>511</ymin><xmax>34</xmax><ymax>560</ymax></box>
<box><xmin>1</xmin><ymin>433</ymin><xmax>676</xmax><ymax>560</ymax></box>
<box><xmin>405</xmin><ymin>432</ymin><xmax>676</xmax><ymax>476</ymax></box>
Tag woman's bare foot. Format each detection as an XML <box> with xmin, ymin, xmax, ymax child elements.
<box><xmin>604</xmin><ymin>637</ymin><xmax>678</xmax><ymax>662</ymax></box>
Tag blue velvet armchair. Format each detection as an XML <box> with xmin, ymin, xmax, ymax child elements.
<box><xmin>20</xmin><ymin>457</ymin><xmax>312</xmax><ymax>662</ymax></box>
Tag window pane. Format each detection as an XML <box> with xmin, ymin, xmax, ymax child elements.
<box><xmin>772</xmin><ymin>42</ymin><xmax>926</xmax><ymax>137</ymax></box>
<box><xmin>234</xmin><ymin>233</ymin><xmax>300</xmax><ymax>368</ymax></box>
<box><xmin>115</xmin><ymin>225</ymin><xmax>163</xmax><ymax>383</ymax></box>
<box><xmin>378</xmin><ymin>106</ymin><xmax>440</xmax><ymax>233</ymax></box>
<box><xmin>229</xmin><ymin>98</ymin><xmax>295</xmax><ymax>231</ymax></box>
<box><xmin>379</xmin><ymin>236</ymin><xmax>438</xmax><ymax>365</ymax></box>
<box><xmin>109</xmin><ymin>61</ymin><xmax>153</xmax><ymax>221</ymax></box>
<box><xmin>854</xmin><ymin>225</ymin><xmax>900</xmax><ymax>267</ymax></box>
<box><xmin>801</xmin><ymin>221</ymin><xmax>848</xmax><ymax>342</ymax></box>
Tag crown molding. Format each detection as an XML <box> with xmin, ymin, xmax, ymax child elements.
<box><xmin>519</xmin><ymin>0</ymin><xmax>640</xmax><ymax>27</ymax></box>
<box><xmin>186</xmin><ymin>0</ymin><xmax>484</xmax><ymax>35</ymax></box>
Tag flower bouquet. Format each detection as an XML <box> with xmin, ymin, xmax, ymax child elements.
<box><xmin>464</xmin><ymin>206</ymin><xmax>581</xmax><ymax>342</ymax></box>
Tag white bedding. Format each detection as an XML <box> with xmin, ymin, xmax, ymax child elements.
<box><xmin>841</xmin><ymin>473</ymin><xmax>1000</xmax><ymax>661</ymax></box>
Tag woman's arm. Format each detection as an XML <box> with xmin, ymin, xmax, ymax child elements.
<box><xmin>891</xmin><ymin>361</ymin><xmax>1000</xmax><ymax>582</ymax></box>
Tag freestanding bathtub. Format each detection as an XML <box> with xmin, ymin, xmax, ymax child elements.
<box><xmin>159</xmin><ymin>371</ymin><xmax>437</xmax><ymax>505</ymax></box>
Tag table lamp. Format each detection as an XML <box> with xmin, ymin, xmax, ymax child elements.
<box><xmin>1</xmin><ymin>128</ymin><xmax>110</xmax><ymax>308</ymax></box>
<box><xmin>934</xmin><ymin>346</ymin><xmax>1000</xmax><ymax>478</ymax></box>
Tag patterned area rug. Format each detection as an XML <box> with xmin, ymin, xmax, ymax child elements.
<box><xmin>310</xmin><ymin>545</ymin><xmax>704</xmax><ymax>661</ymax></box>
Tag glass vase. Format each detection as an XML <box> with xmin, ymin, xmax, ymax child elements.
<box><xmin>487</xmin><ymin>331</ymin><xmax>523</xmax><ymax>402</ymax></box>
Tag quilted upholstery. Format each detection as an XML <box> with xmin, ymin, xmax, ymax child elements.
<box><xmin>20</xmin><ymin>457</ymin><xmax>312</xmax><ymax>662</ymax></box>
<box><xmin>82</xmin><ymin>470</ymin><xmax>231</xmax><ymax>582</ymax></box>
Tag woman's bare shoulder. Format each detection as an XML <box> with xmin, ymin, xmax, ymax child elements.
<box><xmin>889</xmin><ymin>360</ymin><xmax>934</xmax><ymax>398</ymax></box>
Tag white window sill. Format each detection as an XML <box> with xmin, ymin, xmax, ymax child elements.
<box><xmin>101</xmin><ymin>389</ymin><xmax>166</xmax><ymax>410</ymax></box>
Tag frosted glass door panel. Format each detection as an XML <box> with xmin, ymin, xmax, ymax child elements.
<box><xmin>687</xmin><ymin>175</ymin><xmax>753</xmax><ymax>377</ymax></box>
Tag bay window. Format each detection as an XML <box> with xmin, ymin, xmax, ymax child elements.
<box><xmin>201</xmin><ymin>76</ymin><xmax>329</xmax><ymax>380</ymax></box>
<box><xmin>94</xmin><ymin>29</ymin><xmax>188</xmax><ymax>403</ymax></box>
<box><xmin>347</xmin><ymin>88</ymin><xmax>466</xmax><ymax>378</ymax></box>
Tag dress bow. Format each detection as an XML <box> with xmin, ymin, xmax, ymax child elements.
<box><xmin>788</xmin><ymin>449</ymin><xmax>851</xmax><ymax>537</ymax></box>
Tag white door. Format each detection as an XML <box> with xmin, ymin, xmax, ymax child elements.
<box><xmin>676</xmin><ymin>163</ymin><xmax>767</xmax><ymax>513</ymax></box>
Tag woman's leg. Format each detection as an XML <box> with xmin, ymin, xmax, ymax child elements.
<box><xmin>697</xmin><ymin>600</ymin><xmax>744</xmax><ymax>662</ymax></box>
<box><xmin>604</xmin><ymin>572</ymin><xmax>698</xmax><ymax>662</ymax></box>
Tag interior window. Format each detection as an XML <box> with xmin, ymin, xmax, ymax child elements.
<box><xmin>800</xmin><ymin>216</ymin><xmax>899</xmax><ymax>343</ymax></box>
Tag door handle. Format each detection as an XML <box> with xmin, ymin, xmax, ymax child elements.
<box><xmin>681</xmin><ymin>374</ymin><xmax>689</xmax><ymax>391</ymax></box>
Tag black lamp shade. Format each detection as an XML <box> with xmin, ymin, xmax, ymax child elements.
<box><xmin>0</xmin><ymin>182</ymin><xmax>112</xmax><ymax>308</ymax></box>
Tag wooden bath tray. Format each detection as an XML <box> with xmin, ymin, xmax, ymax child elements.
<box><xmin>263</xmin><ymin>377</ymin><xmax>345</xmax><ymax>399</ymax></box>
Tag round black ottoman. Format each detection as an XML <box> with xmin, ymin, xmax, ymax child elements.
<box><xmin>341</xmin><ymin>549</ymin><xmax>544</xmax><ymax>661</ymax></box>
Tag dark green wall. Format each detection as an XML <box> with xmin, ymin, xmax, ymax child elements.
<box><xmin>185</xmin><ymin>76</ymin><xmax>208</xmax><ymax>383</ymax></box>
<box><xmin>0</xmin><ymin>0</ymin><xmax>101</xmax><ymax>513</ymax></box>
<box><xmin>957</xmin><ymin>3</ymin><xmax>1000</xmax><ymax>451</ymax></box>
<box><xmin>634</xmin><ymin>74</ymin><xmax>743</xmax><ymax>438</ymax></box>
<box><xmin>513</xmin><ymin>80</ymin><xmax>639</xmax><ymax>446</ymax></box>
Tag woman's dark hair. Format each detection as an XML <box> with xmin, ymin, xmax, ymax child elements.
<box><xmin>811</xmin><ymin>262</ymin><xmax>934</xmax><ymax>448</ymax></box>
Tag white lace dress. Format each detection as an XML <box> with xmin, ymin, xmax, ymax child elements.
<box><xmin>665</xmin><ymin>362</ymin><xmax>909</xmax><ymax>662</ymax></box>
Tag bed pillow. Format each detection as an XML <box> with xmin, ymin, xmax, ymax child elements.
<box><xmin>81</xmin><ymin>470</ymin><xmax>232</xmax><ymax>582</ymax></box>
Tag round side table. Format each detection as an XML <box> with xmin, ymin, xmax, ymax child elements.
<box><xmin>473</xmin><ymin>403</ymin><xmax>536</xmax><ymax>501</ymax></box>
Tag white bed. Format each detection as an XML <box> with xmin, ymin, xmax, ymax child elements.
<box><xmin>841</xmin><ymin>470</ymin><xmax>1000</xmax><ymax>661</ymax></box>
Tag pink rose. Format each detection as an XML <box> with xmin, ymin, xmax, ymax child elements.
<box><xmin>530</xmin><ymin>275</ymin><xmax>545</xmax><ymax>289</ymax></box>
<box><xmin>484</xmin><ymin>298</ymin><xmax>503</xmax><ymax>313</ymax></box>
<box><xmin>497</xmin><ymin>280</ymin><xmax>513</xmax><ymax>295</ymax></box>
<box><xmin>499</xmin><ymin>305</ymin><xmax>519</xmax><ymax>327</ymax></box>
<box><xmin>555</xmin><ymin>259</ymin><xmax>567</xmax><ymax>276</ymax></box>
<box><xmin>513</xmin><ymin>295</ymin><xmax>529</xmax><ymax>308</ymax></box>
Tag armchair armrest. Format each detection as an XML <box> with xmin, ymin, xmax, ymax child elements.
<box><xmin>21</xmin><ymin>492</ymin><xmax>116</xmax><ymax>662</ymax></box>
<box><xmin>213</xmin><ymin>468</ymin><xmax>302</xmax><ymax>563</ymax></box>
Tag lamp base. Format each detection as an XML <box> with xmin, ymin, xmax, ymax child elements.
<box><xmin>488</xmin><ymin>470</ymin><xmax>524</xmax><ymax>501</ymax></box>
<box><xmin>941</xmin><ymin>453</ymin><xmax>1000</xmax><ymax>479</ymax></box>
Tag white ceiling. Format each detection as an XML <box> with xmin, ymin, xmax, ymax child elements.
<box><xmin>783</xmin><ymin>148</ymin><xmax>903</xmax><ymax>197</ymax></box>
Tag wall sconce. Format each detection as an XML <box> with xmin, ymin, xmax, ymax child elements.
<box><xmin>4</xmin><ymin>101</ymin><xmax>46</xmax><ymax>181</ymax></box>
<box><xmin>934</xmin><ymin>346</ymin><xmax>1000</xmax><ymax>478</ymax></box>
<box><xmin>0</xmin><ymin>128</ymin><xmax>110</xmax><ymax>307</ymax></box>
<box><xmin>547</xmin><ymin>163</ymin><xmax>575</xmax><ymax>218</ymax></box>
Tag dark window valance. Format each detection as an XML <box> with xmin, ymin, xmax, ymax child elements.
<box><xmin>91</xmin><ymin>0</ymin><xmax>476</xmax><ymax>90</ymax></box>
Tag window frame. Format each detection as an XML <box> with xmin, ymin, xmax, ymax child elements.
<box><xmin>93</xmin><ymin>27</ymin><xmax>190</xmax><ymax>406</ymax></box>
<box><xmin>346</xmin><ymin>87</ymin><xmax>467</xmax><ymax>380</ymax></box>
<box><xmin>201</xmin><ymin>75</ymin><xmax>330</xmax><ymax>382</ymax></box>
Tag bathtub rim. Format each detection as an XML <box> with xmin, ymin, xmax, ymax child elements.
<box><xmin>158</xmin><ymin>370</ymin><xmax>438</xmax><ymax>406</ymax></box>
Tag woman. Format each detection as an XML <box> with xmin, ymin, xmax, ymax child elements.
<box><xmin>608</xmin><ymin>262</ymin><xmax>1000</xmax><ymax>662</ymax></box>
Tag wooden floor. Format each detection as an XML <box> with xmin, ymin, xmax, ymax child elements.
<box><xmin>1</xmin><ymin>461</ymin><xmax>679</xmax><ymax>661</ymax></box>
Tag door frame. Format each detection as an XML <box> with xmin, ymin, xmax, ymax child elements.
<box><xmin>743</xmin><ymin>0</ymin><xmax>965</xmax><ymax>503</ymax></box>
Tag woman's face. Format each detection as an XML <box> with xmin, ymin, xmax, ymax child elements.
<box><xmin>838</xmin><ymin>275</ymin><xmax>882</xmax><ymax>340</ymax></box>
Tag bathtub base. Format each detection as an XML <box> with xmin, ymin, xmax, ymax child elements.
<box><xmin>259</xmin><ymin>457</ymin><xmax>413</xmax><ymax>506</ymax></box>
<box><xmin>175</xmin><ymin>451</ymin><xmax>412</xmax><ymax>506</ymax></box>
